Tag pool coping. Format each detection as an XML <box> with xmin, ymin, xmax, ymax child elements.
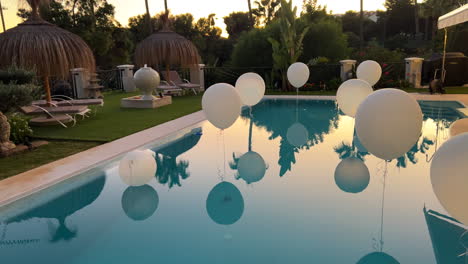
<box><xmin>0</xmin><ymin>94</ymin><xmax>467</xmax><ymax>208</ymax></box>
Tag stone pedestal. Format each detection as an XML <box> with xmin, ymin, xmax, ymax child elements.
<box><xmin>340</xmin><ymin>60</ymin><xmax>357</xmax><ymax>81</ymax></box>
<box><xmin>405</xmin><ymin>57</ymin><xmax>424</xmax><ymax>88</ymax></box>
<box><xmin>190</xmin><ymin>64</ymin><xmax>205</xmax><ymax>91</ymax></box>
<box><xmin>121</xmin><ymin>96</ymin><xmax>172</xmax><ymax>109</ymax></box>
<box><xmin>0</xmin><ymin>112</ymin><xmax>15</xmax><ymax>156</ymax></box>
<box><xmin>70</xmin><ymin>68</ymin><xmax>90</xmax><ymax>99</ymax></box>
<box><xmin>117</xmin><ymin>65</ymin><xmax>136</xmax><ymax>92</ymax></box>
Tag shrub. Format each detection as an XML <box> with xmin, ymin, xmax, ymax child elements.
<box><xmin>0</xmin><ymin>83</ymin><xmax>43</xmax><ymax>113</ymax></box>
<box><xmin>7</xmin><ymin>113</ymin><xmax>33</xmax><ymax>145</ymax></box>
<box><xmin>353</xmin><ymin>45</ymin><xmax>405</xmax><ymax>63</ymax></box>
<box><xmin>326</xmin><ymin>78</ymin><xmax>342</xmax><ymax>91</ymax></box>
<box><xmin>0</xmin><ymin>65</ymin><xmax>36</xmax><ymax>85</ymax></box>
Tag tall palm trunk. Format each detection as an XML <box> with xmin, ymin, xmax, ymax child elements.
<box><xmin>0</xmin><ymin>0</ymin><xmax>6</xmax><ymax>32</ymax></box>
<box><xmin>90</xmin><ymin>0</ymin><xmax>96</xmax><ymax>29</ymax></box>
<box><xmin>145</xmin><ymin>0</ymin><xmax>152</xmax><ymax>33</ymax></box>
<box><xmin>164</xmin><ymin>0</ymin><xmax>168</xmax><ymax>13</ymax></box>
<box><xmin>359</xmin><ymin>0</ymin><xmax>364</xmax><ymax>51</ymax></box>
<box><xmin>247</xmin><ymin>0</ymin><xmax>254</xmax><ymax>27</ymax></box>
<box><xmin>414</xmin><ymin>0</ymin><xmax>419</xmax><ymax>35</ymax></box>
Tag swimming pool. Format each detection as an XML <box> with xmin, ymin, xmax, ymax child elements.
<box><xmin>0</xmin><ymin>98</ymin><xmax>466</xmax><ymax>264</ymax></box>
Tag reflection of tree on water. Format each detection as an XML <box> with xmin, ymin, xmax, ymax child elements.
<box><xmin>334</xmin><ymin>137</ymin><xmax>434</xmax><ymax>169</ymax></box>
<box><xmin>334</xmin><ymin>141</ymin><xmax>369</xmax><ymax>161</ymax></box>
<box><xmin>2</xmin><ymin>175</ymin><xmax>106</xmax><ymax>243</ymax></box>
<box><xmin>424</xmin><ymin>207</ymin><xmax>467</xmax><ymax>264</ymax></box>
<box><xmin>244</xmin><ymin>100</ymin><xmax>339</xmax><ymax>176</ymax></box>
<box><xmin>395</xmin><ymin>137</ymin><xmax>434</xmax><ymax>168</ymax></box>
<box><xmin>154</xmin><ymin>128</ymin><xmax>202</xmax><ymax>188</ymax></box>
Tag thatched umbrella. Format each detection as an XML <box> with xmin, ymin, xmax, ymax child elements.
<box><xmin>0</xmin><ymin>0</ymin><xmax>95</xmax><ymax>105</ymax></box>
<box><xmin>134</xmin><ymin>12</ymin><xmax>200</xmax><ymax>81</ymax></box>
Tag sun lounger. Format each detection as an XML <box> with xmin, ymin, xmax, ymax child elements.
<box><xmin>162</xmin><ymin>71</ymin><xmax>200</xmax><ymax>95</ymax></box>
<box><xmin>32</xmin><ymin>96</ymin><xmax>104</xmax><ymax>107</ymax></box>
<box><xmin>20</xmin><ymin>105</ymin><xmax>91</xmax><ymax>128</ymax></box>
<box><xmin>157</xmin><ymin>81</ymin><xmax>184</xmax><ymax>96</ymax></box>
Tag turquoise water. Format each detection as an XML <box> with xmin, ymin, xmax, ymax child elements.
<box><xmin>0</xmin><ymin>99</ymin><xmax>467</xmax><ymax>264</ymax></box>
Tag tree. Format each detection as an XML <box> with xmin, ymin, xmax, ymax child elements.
<box><xmin>0</xmin><ymin>0</ymin><xmax>6</xmax><ymax>32</ymax></box>
<box><xmin>144</xmin><ymin>0</ymin><xmax>152</xmax><ymax>33</ymax></box>
<box><xmin>420</xmin><ymin>0</ymin><xmax>466</xmax><ymax>41</ymax></box>
<box><xmin>253</xmin><ymin>0</ymin><xmax>281</xmax><ymax>25</ymax></box>
<box><xmin>223</xmin><ymin>12</ymin><xmax>254</xmax><ymax>39</ymax></box>
<box><xmin>384</xmin><ymin>0</ymin><xmax>415</xmax><ymax>36</ymax></box>
<box><xmin>268</xmin><ymin>0</ymin><xmax>309</xmax><ymax>91</ymax></box>
<box><xmin>247</xmin><ymin>0</ymin><xmax>254</xmax><ymax>26</ymax></box>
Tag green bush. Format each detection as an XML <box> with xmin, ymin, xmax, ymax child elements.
<box><xmin>0</xmin><ymin>83</ymin><xmax>43</xmax><ymax>113</ymax></box>
<box><xmin>7</xmin><ymin>113</ymin><xmax>33</xmax><ymax>145</ymax></box>
<box><xmin>353</xmin><ymin>45</ymin><xmax>405</xmax><ymax>63</ymax></box>
<box><xmin>0</xmin><ymin>65</ymin><xmax>36</xmax><ymax>85</ymax></box>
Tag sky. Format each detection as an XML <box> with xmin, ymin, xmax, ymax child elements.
<box><xmin>1</xmin><ymin>0</ymin><xmax>390</xmax><ymax>34</ymax></box>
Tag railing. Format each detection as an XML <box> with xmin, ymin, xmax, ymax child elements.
<box><xmin>96</xmin><ymin>69</ymin><xmax>122</xmax><ymax>91</ymax></box>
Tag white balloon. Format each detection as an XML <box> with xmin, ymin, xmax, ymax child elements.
<box><xmin>430</xmin><ymin>133</ymin><xmax>468</xmax><ymax>225</ymax></box>
<box><xmin>238</xmin><ymin>151</ymin><xmax>266</xmax><ymax>184</ymax></box>
<box><xmin>287</xmin><ymin>62</ymin><xmax>310</xmax><ymax>88</ymax></box>
<box><xmin>334</xmin><ymin>158</ymin><xmax>370</xmax><ymax>194</ymax></box>
<box><xmin>336</xmin><ymin>79</ymin><xmax>373</xmax><ymax>117</ymax></box>
<box><xmin>449</xmin><ymin>118</ymin><xmax>468</xmax><ymax>138</ymax></box>
<box><xmin>286</xmin><ymin>122</ymin><xmax>309</xmax><ymax>147</ymax></box>
<box><xmin>134</xmin><ymin>65</ymin><xmax>160</xmax><ymax>100</ymax></box>
<box><xmin>202</xmin><ymin>83</ymin><xmax>242</xmax><ymax>130</ymax></box>
<box><xmin>356</xmin><ymin>60</ymin><xmax>382</xmax><ymax>86</ymax></box>
<box><xmin>355</xmin><ymin>89</ymin><xmax>423</xmax><ymax>160</ymax></box>
<box><xmin>119</xmin><ymin>150</ymin><xmax>156</xmax><ymax>186</ymax></box>
<box><xmin>235</xmin><ymin>73</ymin><xmax>266</xmax><ymax>106</ymax></box>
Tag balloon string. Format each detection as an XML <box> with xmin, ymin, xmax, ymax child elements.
<box><xmin>216</xmin><ymin>130</ymin><xmax>223</xmax><ymax>181</ymax></box>
<box><xmin>223</xmin><ymin>130</ymin><xmax>226</xmax><ymax>181</ymax></box>
<box><xmin>379</xmin><ymin>161</ymin><xmax>388</xmax><ymax>252</ymax></box>
<box><xmin>296</xmin><ymin>87</ymin><xmax>299</xmax><ymax>122</ymax></box>
<box><xmin>248</xmin><ymin>108</ymin><xmax>253</xmax><ymax>152</ymax></box>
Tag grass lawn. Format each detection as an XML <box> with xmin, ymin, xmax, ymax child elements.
<box><xmin>0</xmin><ymin>141</ymin><xmax>100</xmax><ymax>180</ymax></box>
<box><xmin>33</xmin><ymin>91</ymin><xmax>202</xmax><ymax>142</ymax></box>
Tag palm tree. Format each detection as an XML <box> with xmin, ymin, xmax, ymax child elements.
<box><xmin>247</xmin><ymin>0</ymin><xmax>254</xmax><ymax>27</ymax></box>
<box><xmin>0</xmin><ymin>0</ymin><xmax>5</xmax><ymax>32</ymax></box>
<box><xmin>359</xmin><ymin>0</ymin><xmax>363</xmax><ymax>51</ymax></box>
<box><xmin>164</xmin><ymin>0</ymin><xmax>168</xmax><ymax>12</ymax></box>
<box><xmin>145</xmin><ymin>0</ymin><xmax>152</xmax><ymax>33</ymax></box>
<box><xmin>414</xmin><ymin>0</ymin><xmax>419</xmax><ymax>35</ymax></box>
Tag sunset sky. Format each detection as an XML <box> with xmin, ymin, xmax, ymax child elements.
<box><xmin>1</xmin><ymin>0</ymin><xmax>391</xmax><ymax>33</ymax></box>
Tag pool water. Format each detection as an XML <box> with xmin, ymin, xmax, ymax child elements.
<box><xmin>0</xmin><ymin>99</ymin><xmax>467</xmax><ymax>264</ymax></box>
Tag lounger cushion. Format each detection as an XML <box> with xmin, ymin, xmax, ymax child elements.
<box><xmin>21</xmin><ymin>105</ymin><xmax>89</xmax><ymax>115</ymax></box>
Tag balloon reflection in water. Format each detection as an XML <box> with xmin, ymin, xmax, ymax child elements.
<box><xmin>287</xmin><ymin>122</ymin><xmax>309</xmax><ymax>147</ymax></box>
<box><xmin>206</xmin><ymin>182</ymin><xmax>244</xmax><ymax>225</ymax></box>
<box><xmin>334</xmin><ymin>158</ymin><xmax>370</xmax><ymax>194</ymax></box>
<box><xmin>237</xmin><ymin>151</ymin><xmax>267</xmax><ymax>184</ymax></box>
<box><xmin>356</xmin><ymin>252</ymin><xmax>399</xmax><ymax>264</ymax></box>
<box><xmin>121</xmin><ymin>185</ymin><xmax>159</xmax><ymax>221</ymax></box>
